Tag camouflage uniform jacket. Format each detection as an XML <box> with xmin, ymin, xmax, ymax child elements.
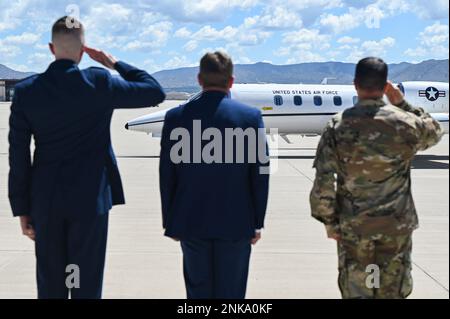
<box><xmin>310</xmin><ymin>98</ymin><xmax>444</xmax><ymax>236</ymax></box>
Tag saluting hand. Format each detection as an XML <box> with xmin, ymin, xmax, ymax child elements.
<box><xmin>385</xmin><ymin>81</ymin><xmax>405</xmax><ymax>106</ymax></box>
<box><xmin>83</xmin><ymin>46</ymin><xmax>118</xmax><ymax>70</ymax></box>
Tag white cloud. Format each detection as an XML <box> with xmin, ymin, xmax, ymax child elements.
<box><xmin>138</xmin><ymin>21</ymin><xmax>173</xmax><ymax>48</ymax></box>
<box><xmin>122</xmin><ymin>41</ymin><xmax>153</xmax><ymax>51</ymax></box>
<box><xmin>266</xmin><ymin>0</ymin><xmax>342</xmax><ymax>12</ymax></box>
<box><xmin>419</xmin><ymin>22</ymin><xmax>449</xmax><ymax>47</ymax></box>
<box><xmin>142</xmin><ymin>58</ymin><xmax>162</xmax><ymax>73</ymax></box>
<box><xmin>337</xmin><ymin>36</ymin><xmax>360</xmax><ymax>44</ymax></box>
<box><xmin>35</xmin><ymin>43</ymin><xmax>49</xmax><ymax>51</ymax></box>
<box><xmin>0</xmin><ymin>44</ymin><xmax>22</xmax><ymax>59</ymax></box>
<box><xmin>174</xmin><ymin>27</ymin><xmax>192</xmax><ymax>38</ymax></box>
<box><xmin>361</xmin><ymin>37</ymin><xmax>396</xmax><ymax>53</ymax></box>
<box><xmin>276</xmin><ymin>28</ymin><xmax>332</xmax><ymax>63</ymax></box>
<box><xmin>234</xmin><ymin>56</ymin><xmax>254</xmax><ymax>64</ymax></box>
<box><xmin>183</xmin><ymin>40</ymin><xmax>198</xmax><ymax>52</ymax></box>
<box><xmin>319</xmin><ymin>4</ymin><xmax>386</xmax><ymax>34</ymax></box>
<box><xmin>238</xmin><ymin>0</ymin><xmax>343</xmax><ymax>28</ymax></box>
<box><xmin>320</xmin><ymin>11</ymin><xmax>363</xmax><ymax>34</ymax></box>
<box><xmin>150</xmin><ymin>0</ymin><xmax>259</xmax><ymax>23</ymax></box>
<box><xmin>2</xmin><ymin>32</ymin><xmax>41</xmax><ymax>45</ymax></box>
<box><xmin>82</xmin><ymin>4</ymin><xmax>173</xmax><ymax>52</ymax></box>
<box><xmin>317</xmin><ymin>0</ymin><xmax>448</xmax><ymax>35</ymax></box>
<box><xmin>163</xmin><ymin>55</ymin><xmax>195</xmax><ymax>70</ymax></box>
<box><xmin>27</xmin><ymin>52</ymin><xmax>52</xmax><ymax>68</ymax></box>
<box><xmin>286</xmin><ymin>51</ymin><xmax>325</xmax><ymax>64</ymax></box>
<box><xmin>0</xmin><ymin>0</ymin><xmax>31</xmax><ymax>32</ymax></box>
<box><xmin>192</xmin><ymin>25</ymin><xmax>238</xmax><ymax>41</ymax></box>
<box><xmin>244</xmin><ymin>7</ymin><xmax>303</xmax><ymax>30</ymax></box>
<box><xmin>405</xmin><ymin>22</ymin><xmax>449</xmax><ymax>58</ymax></box>
<box><xmin>84</xmin><ymin>3</ymin><xmax>133</xmax><ymax>34</ymax></box>
<box><xmin>342</xmin><ymin>37</ymin><xmax>396</xmax><ymax>62</ymax></box>
<box><xmin>82</xmin><ymin>3</ymin><xmax>133</xmax><ymax>49</ymax></box>
<box><xmin>282</xmin><ymin>29</ymin><xmax>331</xmax><ymax>47</ymax></box>
<box><xmin>408</xmin><ymin>0</ymin><xmax>449</xmax><ymax>20</ymax></box>
<box><xmin>0</xmin><ymin>32</ymin><xmax>37</xmax><ymax>60</ymax></box>
<box><xmin>141</xmin><ymin>12</ymin><xmax>168</xmax><ymax>25</ymax></box>
<box><xmin>237</xmin><ymin>30</ymin><xmax>271</xmax><ymax>46</ymax></box>
<box><xmin>0</xmin><ymin>0</ymin><xmax>447</xmax><ymax>72</ymax></box>
<box><xmin>181</xmin><ymin>23</ymin><xmax>271</xmax><ymax>49</ymax></box>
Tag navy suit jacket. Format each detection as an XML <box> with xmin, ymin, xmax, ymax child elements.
<box><xmin>159</xmin><ymin>91</ymin><xmax>270</xmax><ymax>240</ymax></box>
<box><xmin>9</xmin><ymin>59</ymin><xmax>165</xmax><ymax>219</ymax></box>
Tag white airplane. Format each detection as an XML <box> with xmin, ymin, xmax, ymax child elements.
<box><xmin>125</xmin><ymin>81</ymin><xmax>449</xmax><ymax>141</ymax></box>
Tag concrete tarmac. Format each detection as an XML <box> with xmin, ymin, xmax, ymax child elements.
<box><xmin>0</xmin><ymin>101</ymin><xmax>448</xmax><ymax>299</ymax></box>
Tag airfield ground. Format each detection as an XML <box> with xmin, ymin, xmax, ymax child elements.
<box><xmin>0</xmin><ymin>101</ymin><xmax>448</xmax><ymax>298</ymax></box>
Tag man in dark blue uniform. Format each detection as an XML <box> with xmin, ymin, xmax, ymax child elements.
<box><xmin>159</xmin><ymin>52</ymin><xmax>270</xmax><ymax>299</ymax></box>
<box><xmin>8</xmin><ymin>16</ymin><xmax>165</xmax><ymax>299</ymax></box>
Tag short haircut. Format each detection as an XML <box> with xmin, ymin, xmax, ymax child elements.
<box><xmin>51</xmin><ymin>16</ymin><xmax>84</xmax><ymax>48</ymax></box>
<box><xmin>354</xmin><ymin>57</ymin><xmax>388</xmax><ymax>91</ymax></box>
<box><xmin>199</xmin><ymin>52</ymin><xmax>234</xmax><ymax>88</ymax></box>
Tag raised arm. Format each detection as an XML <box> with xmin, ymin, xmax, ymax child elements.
<box><xmin>110</xmin><ymin>61</ymin><xmax>166</xmax><ymax>108</ymax></box>
<box><xmin>396</xmin><ymin>101</ymin><xmax>444</xmax><ymax>151</ymax></box>
<box><xmin>385</xmin><ymin>81</ymin><xmax>444</xmax><ymax>151</ymax></box>
<box><xmin>84</xmin><ymin>46</ymin><xmax>166</xmax><ymax>108</ymax></box>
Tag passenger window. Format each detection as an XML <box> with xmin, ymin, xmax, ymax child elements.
<box><xmin>333</xmin><ymin>96</ymin><xmax>342</xmax><ymax>106</ymax></box>
<box><xmin>353</xmin><ymin>96</ymin><xmax>359</xmax><ymax>105</ymax></box>
<box><xmin>274</xmin><ymin>95</ymin><xmax>284</xmax><ymax>106</ymax></box>
<box><xmin>313</xmin><ymin>96</ymin><xmax>322</xmax><ymax>106</ymax></box>
<box><xmin>294</xmin><ymin>95</ymin><xmax>303</xmax><ymax>106</ymax></box>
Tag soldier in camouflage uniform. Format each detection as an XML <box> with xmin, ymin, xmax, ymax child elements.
<box><xmin>310</xmin><ymin>57</ymin><xmax>444</xmax><ymax>299</ymax></box>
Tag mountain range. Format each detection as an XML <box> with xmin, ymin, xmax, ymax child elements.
<box><xmin>0</xmin><ymin>64</ymin><xmax>35</xmax><ymax>80</ymax></box>
<box><xmin>1</xmin><ymin>59</ymin><xmax>448</xmax><ymax>94</ymax></box>
<box><xmin>152</xmin><ymin>59</ymin><xmax>449</xmax><ymax>93</ymax></box>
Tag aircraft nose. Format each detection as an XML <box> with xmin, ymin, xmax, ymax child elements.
<box><xmin>125</xmin><ymin>108</ymin><xmax>169</xmax><ymax>135</ymax></box>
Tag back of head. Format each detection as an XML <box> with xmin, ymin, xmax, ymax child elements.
<box><xmin>199</xmin><ymin>52</ymin><xmax>234</xmax><ymax>89</ymax></box>
<box><xmin>51</xmin><ymin>16</ymin><xmax>85</xmax><ymax>60</ymax></box>
<box><xmin>354</xmin><ymin>57</ymin><xmax>388</xmax><ymax>92</ymax></box>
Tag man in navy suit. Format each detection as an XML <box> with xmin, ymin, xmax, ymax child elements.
<box><xmin>8</xmin><ymin>16</ymin><xmax>165</xmax><ymax>299</ymax></box>
<box><xmin>159</xmin><ymin>52</ymin><xmax>270</xmax><ymax>299</ymax></box>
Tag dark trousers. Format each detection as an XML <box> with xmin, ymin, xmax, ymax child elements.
<box><xmin>33</xmin><ymin>212</ymin><xmax>109</xmax><ymax>299</ymax></box>
<box><xmin>180</xmin><ymin>239</ymin><xmax>252</xmax><ymax>299</ymax></box>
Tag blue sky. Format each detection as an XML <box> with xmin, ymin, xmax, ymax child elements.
<box><xmin>0</xmin><ymin>0</ymin><xmax>448</xmax><ymax>73</ymax></box>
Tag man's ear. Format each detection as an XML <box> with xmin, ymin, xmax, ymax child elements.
<box><xmin>228</xmin><ymin>76</ymin><xmax>235</xmax><ymax>89</ymax></box>
<box><xmin>49</xmin><ymin>43</ymin><xmax>55</xmax><ymax>56</ymax></box>
<box><xmin>197</xmin><ymin>73</ymin><xmax>203</xmax><ymax>87</ymax></box>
